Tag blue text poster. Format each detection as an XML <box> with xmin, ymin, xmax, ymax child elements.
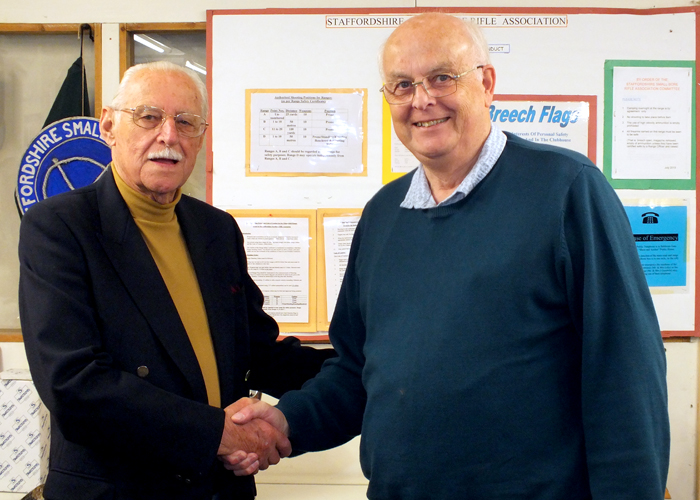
<box><xmin>624</xmin><ymin>205</ymin><xmax>687</xmax><ymax>287</ymax></box>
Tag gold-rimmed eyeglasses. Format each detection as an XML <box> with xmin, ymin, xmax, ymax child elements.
<box><xmin>380</xmin><ymin>66</ymin><xmax>484</xmax><ymax>105</ymax></box>
<box><xmin>118</xmin><ymin>105</ymin><xmax>209</xmax><ymax>138</ymax></box>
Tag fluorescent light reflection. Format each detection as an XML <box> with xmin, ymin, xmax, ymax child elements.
<box><xmin>134</xmin><ymin>34</ymin><xmax>166</xmax><ymax>53</ymax></box>
<box><xmin>185</xmin><ymin>61</ymin><xmax>207</xmax><ymax>75</ymax></box>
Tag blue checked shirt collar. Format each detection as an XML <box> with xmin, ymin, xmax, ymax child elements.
<box><xmin>400</xmin><ymin>125</ymin><xmax>507</xmax><ymax>209</ymax></box>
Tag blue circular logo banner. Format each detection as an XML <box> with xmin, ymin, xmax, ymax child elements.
<box><xmin>16</xmin><ymin>117</ymin><xmax>111</xmax><ymax>215</ymax></box>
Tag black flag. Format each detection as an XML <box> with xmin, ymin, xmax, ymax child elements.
<box><xmin>43</xmin><ymin>56</ymin><xmax>90</xmax><ymax>128</ymax></box>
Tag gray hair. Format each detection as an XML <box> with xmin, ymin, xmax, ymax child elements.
<box><xmin>110</xmin><ymin>61</ymin><xmax>209</xmax><ymax>119</ymax></box>
<box><xmin>462</xmin><ymin>18</ymin><xmax>491</xmax><ymax>67</ymax></box>
<box><xmin>378</xmin><ymin>15</ymin><xmax>491</xmax><ymax>81</ymax></box>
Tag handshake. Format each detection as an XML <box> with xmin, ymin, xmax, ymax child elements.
<box><xmin>217</xmin><ymin>397</ymin><xmax>289</xmax><ymax>476</ymax></box>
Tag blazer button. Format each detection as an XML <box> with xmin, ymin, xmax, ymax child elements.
<box><xmin>136</xmin><ymin>366</ymin><xmax>149</xmax><ymax>378</ymax></box>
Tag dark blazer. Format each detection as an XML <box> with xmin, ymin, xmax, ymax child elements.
<box><xmin>18</xmin><ymin>168</ymin><xmax>334</xmax><ymax>500</ymax></box>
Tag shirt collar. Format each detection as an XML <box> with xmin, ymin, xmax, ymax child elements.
<box><xmin>400</xmin><ymin>125</ymin><xmax>507</xmax><ymax>209</ymax></box>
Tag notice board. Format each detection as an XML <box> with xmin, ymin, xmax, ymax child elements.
<box><xmin>208</xmin><ymin>7</ymin><xmax>699</xmax><ymax>337</ymax></box>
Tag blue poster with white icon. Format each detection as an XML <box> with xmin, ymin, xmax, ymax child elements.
<box><xmin>624</xmin><ymin>205</ymin><xmax>687</xmax><ymax>287</ymax></box>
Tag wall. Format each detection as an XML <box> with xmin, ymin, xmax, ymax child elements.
<box><xmin>1</xmin><ymin>1</ymin><xmax>698</xmax><ymax>499</ymax></box>
<box><xmin>0</xmin><ymin>0</ymin><xmax>697</xmax><ymax>23</ymax></box>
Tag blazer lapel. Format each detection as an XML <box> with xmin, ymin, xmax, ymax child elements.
<box><xmin>94</xmin><ymin>169</ymin><xmax>208</xmax><ymax>403</ymax></box>
<box><xmin>177</xmin><ymin>200</ymin><xmax>238</xmax><ymax>405</ymax></box>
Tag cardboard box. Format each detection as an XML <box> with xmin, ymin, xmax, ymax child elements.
<box><xmin>0</xmin><ymin>369</ymin><xmax>50</xmax><ymax>493</ymax></box>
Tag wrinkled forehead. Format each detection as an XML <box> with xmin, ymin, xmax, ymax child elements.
<box><xmin>123</xmin><ymin>70</ymin><xmax>203</xmax><ymax>113</ymax></box>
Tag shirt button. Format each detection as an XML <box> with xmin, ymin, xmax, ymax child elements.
<box><xmin>136</xmin><ymin>366</ymin><xmax>149</xmax><ymax>378</ymax></box>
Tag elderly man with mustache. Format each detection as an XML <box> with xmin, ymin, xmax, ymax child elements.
<box><xmin>18</xmin><ymin>61</ymin><xmax>334</xmax><ymax>500</ymax></box>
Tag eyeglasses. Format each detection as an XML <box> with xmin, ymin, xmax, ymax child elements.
<box><xmin>380</xmin><ymin>66</ymin><xmax>484</xmax><ymax>105</ymax></box>
<box><xmin>118</xmin><ymin>105</ymin><xmax>209</xmax><ymax>138</ymax></box>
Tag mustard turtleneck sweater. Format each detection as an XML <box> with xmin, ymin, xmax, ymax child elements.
<box><xmin>113</xmin><ymin>166</ymin><xmax>221</xmax><ymax>407</ymax></box>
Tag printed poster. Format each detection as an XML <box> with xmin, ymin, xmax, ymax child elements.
<box><xmin>624</xmin><ymin>205</ymin><xmax>688</xmax><ymax>288</ymax></box>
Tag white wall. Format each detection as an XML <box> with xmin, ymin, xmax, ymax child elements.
<box><xmin>1</xmin><ymin>1</ymin><xmax>698</xmax><ymax>499</ymax></box>
<box><xmin>0</xmin><ymin>0</ymin><xmax>697</xmax><ymax>23</ymax></box>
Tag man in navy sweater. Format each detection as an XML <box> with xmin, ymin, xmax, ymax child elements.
<box><xmin>230</xmin><ymin>12</ymin><xmax>670</xmax><ymax>499</ymax></box>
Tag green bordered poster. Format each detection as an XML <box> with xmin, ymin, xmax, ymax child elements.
<box><xmin>603</xmin><ymin>60</ymin><xmax>696</xmax><ymax>190</ymax></box>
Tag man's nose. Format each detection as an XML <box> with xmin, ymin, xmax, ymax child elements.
<box><xmin>412</xmin><ymin>82</ymin><xmax>435</xmax><ymax>109</ymax></box>
<box><xmin>158</xmin><ymin>116</ymin><xmax>180</xmax><ymax>144</ymax></box>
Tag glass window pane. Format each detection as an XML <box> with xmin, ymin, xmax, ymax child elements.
<box><xmin>0</xmin><ymin>33</ymin><xmax>96</xmax><ymax>329</ymax></box>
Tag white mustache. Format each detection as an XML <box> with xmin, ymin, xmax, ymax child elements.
<box><xmin>148</xmin><ymin>147</ymin><xmax>183</xmax><ymax>162</ymax></box>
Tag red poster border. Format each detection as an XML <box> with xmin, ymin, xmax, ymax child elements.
<box><xmin>493</xmin><ymin>94</ymin><xmax>597</xmax><ymax>164</ymax></box>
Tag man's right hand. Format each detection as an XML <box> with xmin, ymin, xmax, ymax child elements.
<box><xmin>217</xmin><ymin>398</ymin><xmax>291</xmax><ymax>476</ymax></box>
<box><xmin>231</xmin><ymin>399</ymin><xmax>290</xmax><ymax>436</ymax></box>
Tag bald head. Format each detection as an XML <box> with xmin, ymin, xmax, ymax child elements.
<box><xmin>381</xmin><ymin>13</ymin><xmax>490</xmax><ymax>81</ymax></box>
<box><xmin>112</xmin><ymin>61</ymin><xmax>209</xmax><ymax>119</ymax></box>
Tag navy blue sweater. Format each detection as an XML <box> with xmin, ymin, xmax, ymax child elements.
<box><xmin>277</xmin><ymin>134</ymin><xmax>669</xmax><ymax>499</ymax></box>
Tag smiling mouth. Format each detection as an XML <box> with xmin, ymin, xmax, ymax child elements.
<box><xmin>414</xmin><ymin>118</ymin><xmax>448</xmax><ymax>128</ymax></box>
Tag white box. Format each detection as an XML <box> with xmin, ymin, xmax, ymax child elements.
<box><xmin>0</xmin><ymin>369</ymin><xmax>50</xmax><ymax>493</ymax></box>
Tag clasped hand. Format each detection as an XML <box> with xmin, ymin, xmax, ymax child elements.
<box><xmin>217</xmin><ymin>397</ymin><xmax>290</xmax><ymax>476</ymax></box>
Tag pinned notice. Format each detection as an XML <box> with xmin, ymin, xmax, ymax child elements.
<box><xmin>611</xmin><ymin>66</ymin><xmax>693</xmax><ymax>181</ymax></box>
<box><xmin>624</xmin><ymin>205</ymin><xmax>687</xmax><ymax>287</ymax></box>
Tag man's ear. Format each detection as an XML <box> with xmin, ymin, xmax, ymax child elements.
<box><xmin>481</xmin><ymin>65</ymin><xmax>496</xmax><ymax>107</ymax></box>
<box><xmin>99</xmin><ymin>107</ymin><xmax>117</xmax><ymax>147</ymax></box>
